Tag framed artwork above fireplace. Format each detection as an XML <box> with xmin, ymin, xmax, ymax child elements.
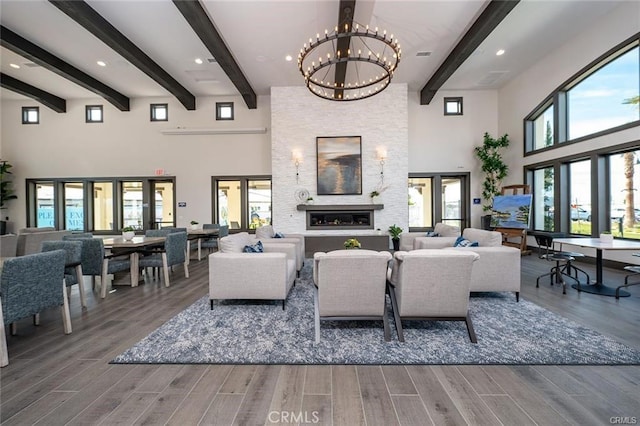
<box><xmin>316</xmin><ymin>136</ymin><xmax>362</xmax><ymax>195</ymax></box>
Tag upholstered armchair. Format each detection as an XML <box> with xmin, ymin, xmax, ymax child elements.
<box><xmin>313</xmin><ymin>249</ymin><xmax>392</xmax><ymax>343</ymax></box>
<box><xmin>41</xmin><ymin>240</ymin><xmax>86</xmax><ymax>308</ymax></box>
<box><xmin>139</xmin><ymin>231</ymin><xmax>189</xmax><ymax>287</ymax></box>
<box><xmin>1</xmin><ymin>250</ymin><xmax>71</xmax><ymax>367</ymax></box>
<box><xmin>253</xmin><ymin>225</ymin><xmax>305</xmax><ymax>273</ymax></box>
<box><xmin>387</xmin><ymin>249</ymin><xmax>479</xmax><ymax>343</ymax></box>
<box><xmin>209</xmin><ymin>232</ymin><xmax>297</xmax><ymax>309</ymax></box>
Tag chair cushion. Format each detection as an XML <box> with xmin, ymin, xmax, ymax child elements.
<box><xmin>454</xmin><ymin>236</ymin><xmax>479</xmax><ymax>247</ymax></box>
<box><xmin>243</xmin><ymin>241</ymin><xmax>264</xmax><ymax>253</ymax></box>
<box><xmin>219</xmin><ymin>232</ymin><xmax>252</xmax><ymax>253</ymax></box>
<box><xmin>434</xmin><ymin>223</ymin><xmax>461</xmax><ymax>237</ymax></box>
<box><xmin>255</xmin><ymin>225</ymin><xmax>274</xmax><ymax>239</ymax></box>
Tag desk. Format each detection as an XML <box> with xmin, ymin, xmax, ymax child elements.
<box><xmin>102</xmin><ymin>236</ymin><xmax>165</xmax><ymax>286</ymax></box>
<box><xmin>187</xmin><ymin>228</ymin><xmax>219</xmax><ymax>261</ymax></box>
<box><xmin>553</xmin><ymin>237</ymin><xmax>640</xmax><ymax>297</ymax></box>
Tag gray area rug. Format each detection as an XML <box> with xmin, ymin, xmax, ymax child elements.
<box><xmin>112</xmin><ymin>262</ymin><xmax>640</xmax><ymax>365</ymax></box>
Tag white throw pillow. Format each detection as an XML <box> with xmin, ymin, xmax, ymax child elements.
<box><xmin>219</xmin><ymin>232</ymin><xmax>252</xmax><ymax>253</ymax></box>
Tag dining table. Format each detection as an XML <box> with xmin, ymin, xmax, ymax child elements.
<box><xmin>187</xmin><ymin>228</ymin><xmax>219</xmax><ymax>261</ymax></box>
<box><xmin>553</xmin><ymin>237</ymin><xmax>640</xmax><ymax>297</ymax></box>
<box><xmin>102</xmin><ymin>236</ymin><xmax>165</xmax><ymax>286</ymax></box>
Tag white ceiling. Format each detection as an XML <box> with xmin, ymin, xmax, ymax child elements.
<box><xmin>0</xmin><ymin>0</ymin><xmax>624</xmax><ymax>105</ymax></box>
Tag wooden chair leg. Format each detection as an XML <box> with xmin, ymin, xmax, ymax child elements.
<box><xmin>0</xmin><ymin>302</ymin><xmax>8</xmax><ymax>367</ymax></box>
<box><xmin>33</xmin><ymin>313</ymin><xmax>40</xmax><ymax>326</ymax></box>
<box><xmin>101</xmin><ymin>259</ymin><xmax>110</xmax><ymax>299</ymax></box>
<box><xmin>10</xmin><ymin>323</ymin><xmax>17</xmax><ymax>336</ymax></box>
<box><xmin>76</xmin><ymin>265</ymin><xmax>87</xmax><ymax>308</ymax></box>
<box><xmin>162</xmin><ymin>253</ymin><xmax>170</xmax><ymax>287</ymax></box>
<box><xmin>62</xmin><ymin>282</ymin><xmax>72</xmax><ymax>334</ymax></box>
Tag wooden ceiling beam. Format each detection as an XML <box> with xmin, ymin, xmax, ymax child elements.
<box><xmin>49</xmin><ymin>0</ymin><xmax>196</xmax><ymax>110</ymax></box>
<box><xmin>0</xmin><ymin>73</ymin><xmax>66</xmax><ymax>113</ymax></box>
<box><xmin>333</xmin><ymin>0</ymin><xmax>357</xmax><ymax>100</ymax></box>
<box><xmin>0</xmin><ymin>25</ymin><xmax>129</xmax><ymax>111</ymax></box>
<box><xmin>420</xmin><ymin>0</ymin><xmax>520</xmax><ymax>105</ymax></box>
<box><xmin>173</xmin><ymin>0</ymin><xmax>257</xmax><ymax>109</ymax></box>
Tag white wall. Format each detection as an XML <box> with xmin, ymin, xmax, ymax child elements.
<box><xmin>271</xmin><ymin>85</ymin><xmax>409</xmax><ymax>235</ymax></box>
<box><xmin>0</xmin><ymin>95</ymin><xmax>271</xmax><ymax>231</ymax></box>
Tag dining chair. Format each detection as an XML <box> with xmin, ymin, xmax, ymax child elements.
<box><xmin>534</xmin><ymin>233</ymin><xmax>590</xmax><ymax>294</ymax></box>
<box><xmin>41</xmin><ymin>240</ymin><xmax>86</xmax><ymax>308</ymax></box>
<box><xmin>1</xmin><ymin>249</ymin><xmax>71</xmax><ymax>367</ymax></box>
<box><xmin>138</xmin><ymin>231</ymin><xmax>189</xmax><ymax>287</ymax></box>
<box><xmin>201</xmin><ymin>224</ymin><xmax>228</xmax><ymax>254</ymax></box>
<box><xmin>618</xmin><ymin>252</ymin><xmax>640</xmax><ymax>299</ymax></box>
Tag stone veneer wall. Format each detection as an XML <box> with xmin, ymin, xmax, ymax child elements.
<box><xmin>271</xmin><ymin>85</ymin><xmax>409</xmax><ymax>236</ymax></box>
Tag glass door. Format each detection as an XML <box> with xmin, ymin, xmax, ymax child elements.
<box><xmin>150</xmin><ymin>180</ymin><xmax>175</xmax><ymax>229</ymax></box>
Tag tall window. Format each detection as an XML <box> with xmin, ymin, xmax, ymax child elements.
<box><xmin>408</xmin><ymin>174</ymin><xmax>469</xmax><ymax>231</ymax></box>
<box><xmin>532</xmin><ymin>167</ymin><xmax>554</xmax><ymax>231</ymax></box>
<box><xmin>568</xmin><ymin>46</ymin><xmax>639</xmax><ymax>140</ymax></box>
<box><xmin>609</xmin><ymin>149</ymin><xmax>640</xmax><ymax>238</ymax></box>
<box><xmin>35</xmin><ymin>182</ymin><xmax>55</xmax><ymax>228</ymax></box>
<box><xmin>64</xmin><ymin>182</ymin><xmax>84</xmax><ymax>231</ymax></box>
<box><xmin>214</xmin><ymin>177</ymin><xmax>271</xmax><ymax>232</ymax></box>
<box><xmin>569</xmin><ymin>160</ymin><xmax>591</xmax><ymax>235</ymax></box>
<box><xmin>532</xmin><ymin>104</ymin><xmax>554</xmax><ymax>150</ymax></box>
<box><xmin>93</xmin><ymin>182</ymin><xmax>114</xmax><ymax>231</ymax></box>
<box><xmin>122</xmin><ymin>181</ymin><xmax>143</xmax><ymax>230</ymax></box>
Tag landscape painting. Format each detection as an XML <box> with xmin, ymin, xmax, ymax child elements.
<box><xmin>490</xmin><ymin>194</ymin><xmax>533</xmax><ymax>229</ymax></box>
<box><xmin>316</xmin><ymin>136</ymin><xmax>362</xmax><ymax>195</ymax></box>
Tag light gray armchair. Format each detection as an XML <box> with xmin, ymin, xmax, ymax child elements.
<box><xmin>387</xmin><ymin>249</ymin><xmax>479</xmax><ymax>343</ymax></box>
<box><xmin>313</xmin><ymin>249</ymin><xmax>392</xmax><ymax>343</ymax></box>
<box><xmin>209</xmin><ymin>232</ymin><xmax>297</xmax><ymax>309</ymax></box>
<box><xmin>1</xmin><ymin>250</ymin><xmax>71</xmax><ymax>367</ymax></box>
<box><xmin>0</xmin><ymin>234</ymin><xmax>17</xmax><ymax>257</ymax></box>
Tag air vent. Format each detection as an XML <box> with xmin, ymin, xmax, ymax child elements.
<box><xmin>23</xmin><ymin>62</ymin><xmax>39</xmax><ymax>68</ymax></box>
<box><xmin>207</xmin><ymin>58</ymin><xmax>217</xmax><ymax>63</ymax></box>
<box><xmin>416</xmin><ymin>51</ymin><xmax>432</xmax><ymax>57</ymax></box>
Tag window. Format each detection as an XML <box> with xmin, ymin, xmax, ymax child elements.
<box><xmin>150</xmin><ymin>103</ymin><xmax>168</xmax><ymax>121</ymax></box>
<box><xmin>216</xmin><ymin>102</ymin><xmax>234</xmax><ymax>120</ymax></box>
<box><xmin>443</xmin><ymin>97</ymin><xmax>463</xmax><ymax>115</ymax></box>
<box><xmin>608</xmin><ymin>149</ymin><xmax>640</xmax><ymax>239</ymax></box>
<box><xmin>26</xmin><ymin>177</ymin><xmax>176</xmax><ymax>233</ymax></box>
<box><xmin>568</xmin><ymin>46</ymin><xmax>639</xmax><ymax>140</ymax></box>
<box><xmin>213</xmin><ymin>176</ymin><xmax>271</xmax><ymax>231</ymax></box>
<box><xmin>85</xmin><ymin>105</ymin><xmax>103</xmax><ymax>123</ymax></box>
<box><xmin>525</xmin><ymin>37</ymin><xmax>639</xmax><ymax>153</ymax></box>
<box><xmin>531</xmin><ymin>167</ymin><xmax>554</xmax><ymax>232</ymax></box>
<box><xmin>408</xmin><ymin>173</ymin><xmax>469</xmax><ymax>231</ymax></box>
<box><xmin>22</xmin><ymin>106</ymin><xmax>39</xmax><ymax>124</ymax></box>
<box><xmin>569</xmin><ymin>160</ymin><xmax>591</xmax><ymax>235</ymax></box>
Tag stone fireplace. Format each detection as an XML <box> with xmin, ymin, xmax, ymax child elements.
<box><xmin>297</xmin><ymin>204</ymin><xmax>383</xmax><ymax>230</ymax></box>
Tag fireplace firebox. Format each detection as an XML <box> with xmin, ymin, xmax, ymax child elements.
<box><xmin>296</xmin><ymin>203</ymin><xmax>383</xmax><ymax>230</ymax></box>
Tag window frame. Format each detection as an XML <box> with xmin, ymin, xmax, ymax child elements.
<box><xmin>524</xmin><ymin>33</ymin><xmax>639</xmax><ymax>156</ymax></box>
<box><xmin>85</xmin><ymin>105</ymin><xmax>104</xmax><ymax>123</ymax></box>
<box><xmin>216</xmin><ymin>102</ymin><xmax>234</xmax><ymax>121</ymax></box>
<box><xmin>443</xmin><ymin>97</ymin><xmax>463</xmax><ymax>116</ymax></box>
<box><xmin>21</xmin><ymin>106</ymin><xmax>39</xmax><ymax>124</ymax></box>
<box><xmin>150</xmin><ymin>103</ymin><xmax>168</xmax><ymax>122</ymax></box>
<box><xmin>212</xmin><ymin>175</ymin><xmax>271</xmax><ymax>232</ymax></box>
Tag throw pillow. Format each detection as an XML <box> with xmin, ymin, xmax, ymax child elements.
<box><xmin>274</xmin><ymin>232</ymin><xmax>286</xmax><ymax>238</ymax></box>
<box><xmin>454</xmin><ymin>236</ymin><xmax>479</xmax><ymax>247</ymax></box>
<box><xmin>243</xmin><ymin>240</ymin><xmax>264</xmax><ymax>253</ymax></box>
<box><xmin>425</xmin><ymin>231</ymin><xmax>440</xmax><ymax>237</ymax></box>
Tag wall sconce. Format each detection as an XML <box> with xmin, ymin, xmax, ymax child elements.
<box><xmin>292</xmin><ymin>149</ymin><xmax>303</xmax><ymax>183</ymax></box>
<box><xmin>376</xmin><ymin>147</ymin><xmax>387</xmax><ymax>182</ymax></box>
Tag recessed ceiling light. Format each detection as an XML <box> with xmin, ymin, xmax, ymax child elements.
<box><xmin>9</xmin><ymin>63</ymin><xmax>20</xmax><ymax>69</ymax></box>
<box><xmin>97</xmin><ymin>60</ymin><xmax>107</xmax><ymax>66</ymax></box>
<box><xmin>194</xmin><ymin>58</ymin><xmax>203</xmax><ymax>65</ymax></box>
<box><xmin>496</xmin><ymin>49</ymin><xmax>505</xmax><ymax>56</ymax></box>
<box><xmin>285</xmin><ymin>55</ymin><xmax>293</xmax><ymax>62</ymax></box>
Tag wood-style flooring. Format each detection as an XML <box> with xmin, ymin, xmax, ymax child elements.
<box><xmin>1</xmin><ymin>252</ymin><xmax>639</xmax><ymax>425</ymax></box>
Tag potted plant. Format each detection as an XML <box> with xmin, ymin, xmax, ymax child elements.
<box><xmin>306</xmin><ymin>196</ymin><xmax>314</xmax><ymax>205</ymax></box>
<box><xmin>344</xmin><ymin>238</ymin><xmax>361</xmax><ymax>249</ymax></box>
<box><xmin>190</xmin><ymin>220</ymin><xmax>199</xmax><ymax>230</ymax></box>
<box><xmin>600</xmin><ymin>231</ymin><xmax>613</xmax><ymax>243</ymax></box>
<box><xmin>370</xmin><ymin>190</ymin><xmax>380</xmax><ymax>204</ymax></box>
<box><xmin>122</xmin><ymin>226</ymin><xmax>136</xmax><ymax>241</ymax></box>
<box><xmin>474</xmin><ymin>132</ymin><xmax>510</xmax><ymax>230</ymax></box>
<box><xmin>0</xmin><ymin>160</ymin><xmax>17</xmax><ymax>235</ymax></box>
<box><xmin>388</xmin><ymin>224</ymin><xmax>403</xmax><ymax>251</ymax></box>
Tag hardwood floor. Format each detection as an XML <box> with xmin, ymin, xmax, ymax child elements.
<box><xmin>1</xmin><ymin>253</ymin><xmax>639</xmax><ymax>425</ymax></box>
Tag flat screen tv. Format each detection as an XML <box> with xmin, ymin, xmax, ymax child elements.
<box><xmin>490</xmin><ymin>194</ymin><xmax>533</xmax><ymax>229</ymax></box>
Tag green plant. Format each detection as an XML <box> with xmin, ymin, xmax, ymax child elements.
<box><xmin>306</xmin><ymin>196</ymin><xmax>314</xmax><ymax>201</ymax></box>
<box><xmin>0</xmin><ymin>160</ymin><xmax>18</xmax><ymax>210</ymax></box>
<box><xmin>122</xmin><ymin>226</ymin><xmax>135</xmax><ymax>232</ymax></box>
<box><xmin>190</xmin><ymin>220</ymin><xmax>199</xmax><ymax>225</ymax></box>
<box><xmin>601</xmin><ymin>230</ymin><xmax>611</xmax><ymax>234</ymax></box>
<box><xmin>370</xmin><ymin>190</ymin><xmax>380</xmax><ymax>198</ymax></box>
<box><xmin>388</xmin><ymin>224</ymin><xmax>403</xmax><ymax>240</ymax></box>
<box><xmin>474</xmin><ymin>132</ymin><xmax>510</xmax><ymax>211</ymax></box>
<box><xmin>343</xmin><ymin>238</ymin><xmax>361</xmax><ymax>249</ymax></box>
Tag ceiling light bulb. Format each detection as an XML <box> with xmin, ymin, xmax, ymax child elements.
<box><xmin>9</xmin><ymin>63</ymin><xmax>20</xmax><ymax>69</ymax></box>
<box><xmin>496</xmin><ymin>49</ymin><xmax>505</xmax><ymax>56</ymax></box>
<box><xmin>96</xmin><ymin>60</ymin><xmax>106</xmax><ymax>67</ymax></box>
<box><xmin>194</xmin><ymin>58</ymin><xmax>203</xmax><ymax>64</ymax></box>
<box><xmin>285</xmin><ymin>55</ymin><xmax>292</xmax><ymax>62</ymax></box>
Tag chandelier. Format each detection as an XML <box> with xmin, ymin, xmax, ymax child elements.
<box><xmin>297</xmin><ymin>7</ymin><xmax>401</xmax><ymax>101</ymax></box>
